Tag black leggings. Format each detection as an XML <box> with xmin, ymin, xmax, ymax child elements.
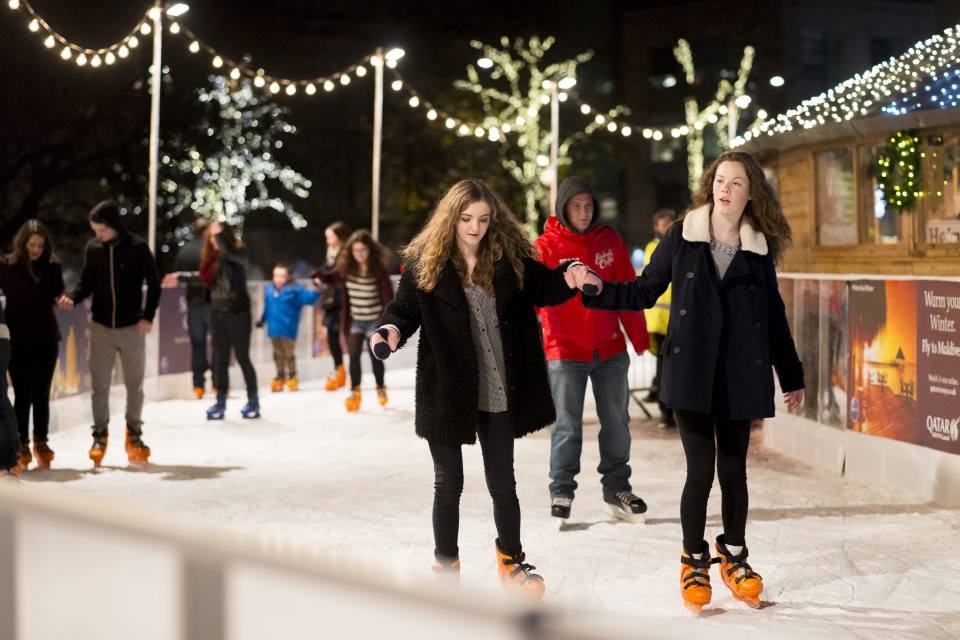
<box><xmin>9</xmin><ymin>342</ymin><xmax>58</xmax><ymax>444</ymax></box>
<box><xmin>674</xmin><ymin>409</ymin><xmax>751</xmax><ymax>551</ymax></box>
<box><xmin>347</xmin><ymin>333</ymin><xmax>384</xmax><ymax>389</ymax></box>
<box><xmin>327</xmin><ymin>323</ymin><xmax>344</xmax><ymax>367</ymax></box>
<box><xmin>428</xmin><ymin>411</ymin><xmax>521</xmax><ymax>559</ymax></box>
<box><xmin>211</xmin><ymin>310</ymin><xmax>258</xmax><ymax>400</ymax></box>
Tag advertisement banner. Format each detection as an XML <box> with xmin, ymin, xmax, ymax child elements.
<box><xmin>915</xmin><ymin>280</ymin><xmax>960</xmax><ymax>454</ymax></box>
<box><xmin>847</xmin><ymin>280</ymin><xmax>919</xmax><ymax>444</ymax></box>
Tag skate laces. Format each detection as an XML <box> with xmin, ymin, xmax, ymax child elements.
<box><xmin>607</xmin><ymin>490</ymin><xmax>647</xmax><ymax>514</ymax></box>
<box><xmin>720</xmin><ymin>548</ymin><xmax>759</xmax><ymax>584</ymax></box>
<box><xmin>501</xmin><ymin>552</ymin><xmax>543</xmax><ymax>585</ymax></box>
<box><xmin>681</xmin><ymin>552</ymin><xmax>713</xmax><ymax>589</ymax></box>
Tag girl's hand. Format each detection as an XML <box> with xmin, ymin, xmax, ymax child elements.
<box><xmin>370</xmin><ymin>326</ymin><xmax>399</xmax><ymax>360</ymax></box>
<box><xmin>784</xmin><ymin>389</ymin><xmax>804</xmax><ymax>410</ymax></box>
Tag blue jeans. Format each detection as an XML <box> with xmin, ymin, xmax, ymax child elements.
<box><xmin>187</xmin><ymin>302</ymin><xmax>211</xmax><ymax>389</ymax></box>
<box><xmin>548</xmin><ymin>350</ymin><xmax>632</xmax><ymax>499</ymax></box>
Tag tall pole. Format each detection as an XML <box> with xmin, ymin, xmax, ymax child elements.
<box><xmin>549</xmin><ymin>83</ymin><xmax>559</xmax><ymax>215</ymax></box>
<box><xmin>148</xmin><ymin>0</ymin><xmax>162</xmax><ymax>254</ymax></box>
<box><xmin>371</xmin><ymin>47</ymin><xmax>383</xmax><ymax>241</ymax></box>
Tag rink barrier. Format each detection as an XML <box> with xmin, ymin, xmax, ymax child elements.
<box><xmin>0</xmin><ymin>482</ymin><xmax>724</xmax><ymax>640</ymax></box>
<box><xmin>767</xmin><ymin>273</ymin><xmax>960</xmax><ymax>506</ymax></box>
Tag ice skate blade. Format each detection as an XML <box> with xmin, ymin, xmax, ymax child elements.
<box><xmin>683</xmin><ymin>601</ymin><xmax>704</xmax><ymax>616</ymax></box>
<box><xmin>730</xmin><ymin>593</ymin><xmax>761</xmax><ymax>608</ymax></box>
<box><xmin>606</xmin><ymin>503</ymin><xmax>645</xmax><ymax>523</ymax></box>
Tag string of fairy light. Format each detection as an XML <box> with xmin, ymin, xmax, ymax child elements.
<box><xmin>5</xmin><ymin>0</ymin><xmax>401</xmax><ymax>96</ymax></box>
<box><xmin>733</xmin><ymin>24</ymin><xmax>960</xmax><ymax>146</ymax></box>
<box><xmin>8</xmin><ymin>0</ymin><xmax>754</xmax><ymax>147</ymax></box>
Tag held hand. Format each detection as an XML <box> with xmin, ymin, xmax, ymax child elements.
<box><xmin>784</xmin><ymin>389</ymin><xmax>804</xmax><ymax>410</ymax></box>
<box><xmin>581</xmin><ymin>270</ymin><xmax>603</xmax><ymax>296</ymax></box>
<box><xmin>161</xmin><ymin>273</ymin><xmax>179</xmax><ymax>288</ymax></box>
<box><xmin>56</xmin><ymin>295</ymin><xmax>74</xmax><ymax>311</ymax></box>
<box><xmin>208</xmin><ymin>220</ymin><xmax>223</xmax><ymax>236</ymax></box>
<box><xmin>370</xmin><ymin>326</ymin><xmax>399</xmax><ymax>360</ymax></box>
<box><xmin>136</xmin><ymin>319</ymin><xmax>153</xmax><ymax>336</ymax></box>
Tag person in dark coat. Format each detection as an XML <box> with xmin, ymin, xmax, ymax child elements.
<box><xmin>174</xmin><ymin>218</ymin><xmax>211</xmax><ymax>398</ymax></box>
<box><xmin>0</xmin><ymin>220</ymin><xmax>66</xmax><ymax>469</ymax></box>
<box><xmin>371</xmin><ymin>178</ymin><xmax>580</xmax><ymax>598</ymax></box>
<box><xmin>0</xmin><ymin>298</ymin><xmax>21</xmax><ymax>480</ymax></box>
<box><xmin>60</xmin><ymin>199</ymin><xmax>161</xmax><ymax>467</ymax></box>
<box><xmin>571</xmin><ymin>151</ymin><xmax>804</xmax><ymax>613</ymax></box>
<box><xmin>316</xmin><ymin>221</ymin><xmax>351</xmax><ymax>391</ymax></box>
<box><xmin>198</xmin><ymin>221</ymin><xmax>259</xmax><ymax>421</ymax></box>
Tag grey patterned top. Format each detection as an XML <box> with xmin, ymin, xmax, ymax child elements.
<box><xmin>709</xmin><ymin>237</ymin><xmax>738</xmax><ymax>279</ymax></box>
<box><xmin>464</xmin><ymin>283</ymin><xmax>508</xmax><ymax>412</ymax></box>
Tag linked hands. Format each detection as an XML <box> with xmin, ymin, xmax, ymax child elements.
<box><xmin>564</xmin><ymin>261</ymin><xmax>604</xmax><ymax>296</ymax></box>
<box><xmin>784</xmin><ymin>389</ymin><xmax>804</xmax><ymax>410</ymax></box>
<box><xmin>161</xmin><ymin>273</ymin><xmax>180</xmax><ymax>288</ymax></box>
<box><xmin>55</xmin><ymin>295</ymin><xmax>74</xmax><ymax>311</ymax></box>
<box><xmin>370</xmin><ymin>326</ymin><xmax>399</xmax><ymax>360</ymax></box>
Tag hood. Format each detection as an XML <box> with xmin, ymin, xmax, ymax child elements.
<box><xmin>89</xmin><ymin>199</ymin><xmax>129</xmax><ymax>236</ymax></box>
<box><xmin>554</xmin><ymin>176</ymin><xmax>599</xmax><ymax>235</ymax></box>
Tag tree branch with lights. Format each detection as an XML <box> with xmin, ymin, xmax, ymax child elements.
<box><xmin>454</xmin><ymin>36</ymin><xmax>613</xmax><ymax>235</ymax></box>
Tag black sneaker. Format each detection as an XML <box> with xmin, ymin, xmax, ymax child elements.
<box><xmin>551</xmin><ymin>496</ymin><xmax>573</xmax><ymax>519</ymax></box>
<box><xmin>603</xmin><ymin>489</ymin><xmax>647</xmax><ymax>522</ymax></box>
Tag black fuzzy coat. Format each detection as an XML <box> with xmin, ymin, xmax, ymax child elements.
<box><xmin>381</xmin><ymin>257</ymin><xmax>576</xmax><ymax>446</ymax></box>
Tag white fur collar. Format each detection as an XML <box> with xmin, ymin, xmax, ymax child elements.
<box><xmin>681</xmin><ymin>205</ymin><xmax>768</xmax><ymax>256</ymax></box>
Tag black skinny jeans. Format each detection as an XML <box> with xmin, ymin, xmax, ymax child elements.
<box><xmin>9</xmin><ymin>342</ymin><xmax>58</xmax><ymax>444</ymax></box>
<box><xmin>0</xmin><ymin>339</ymin><xmax>19</xmax><ymax>471</ymax></box>
<box><xmin>428</xmin><ymin>411</ymin><xmax>521</xmax><ymax>559</ymax></box>
<box><xmin>210</xmin><ymin>309</ymin><xmax>258</xmax><ymax>401</ymax></box>
<box><xmin>674</xmin><ymin>409</ymin><xmax>751</xmax><ymax>552</ymax></box>
<box><xmin>326</xmin><ymin>322</ymin><xmax>344</xmax><ymax>368</ymax></box>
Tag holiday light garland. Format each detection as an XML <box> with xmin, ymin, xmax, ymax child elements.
<box><xmin>6</xmin><ymin>0</ymin><xmax>149</xmax><ymax>67</ymax></box>
<box><xmin>876</xmin><ymin>130</ymin><xmax>923</xmax><ymax>211</ymax></box>
<box><xmin>5</xmin><ymin>0</ymin><xmax>400</xmax><ymax>95</ymax></box>
<box><xmin>733</xmin><ymin>24</ymin><xmax>960</xmax><ymax>146</ymax></box>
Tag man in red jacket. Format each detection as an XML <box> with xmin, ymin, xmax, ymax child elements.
<box><xmin>537</xmin><ymin>176</ymin><xmax>650</xmax><ymax>521</ymax></box>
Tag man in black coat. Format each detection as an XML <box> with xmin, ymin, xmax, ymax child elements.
<box><xmin>61</xmin><ymin>199</ymin><xmax>161</xmax><ymax>466</ymax></box>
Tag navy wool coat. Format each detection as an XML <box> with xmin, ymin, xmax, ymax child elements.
<box><xmin>583</xmin><ymin>205</ymin><xmax>804</xmax><ymax>420</ymax></box>
<box><xmin>380</xmin><ymin>257</ymin><xmax>576</xmax><ymax>447</ymax></box>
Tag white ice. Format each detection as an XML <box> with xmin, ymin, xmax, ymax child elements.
<box><xmin>16</xmin><ymin>367</ymin><xmax>960</xmax><ymax>639</ymax></box>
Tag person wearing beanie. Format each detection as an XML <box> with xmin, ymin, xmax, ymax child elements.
<box><xmin>536</xmin><ymin>175</ymin><xmax>650</xmax><ymax>523</ymax></box>
<box><xmin>59</xmin><ymin>199</ymin><xmax>161</xmax><ymax>467</ymax></box>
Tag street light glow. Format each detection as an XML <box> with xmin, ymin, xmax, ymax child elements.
<box><xmin>769</xmin><ymin>75</ymin><xmax>785</xmax><ymax>87</ymax></box>
<box><xmin>167</xmin><ymin>3</ymin><xmax>190</xmax><ymax>17</ymax></box>
<box><xmin>557</xmin><ymin>77</ymin><xmax>576</xmax><ymax>90</ymax></box>
<box><xmin>477</xmin><ymin>57</ymin><xmax>493</xmax><ymax>69</ymax></box>
<box><xmin>385</xmin><ymin>48</ymin><xmax>405</xmax><ymax>62</ymax></box>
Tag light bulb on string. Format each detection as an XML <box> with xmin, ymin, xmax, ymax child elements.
<box><xmin>189</xmin><ymin>41</ymin><xmax>200</xmax><ymax>53</ymax></box>
<box><xmin>28</xmin><ymin>18</ymin><xmax>38</xmax><ymax>31</ymax></box>
<box><xmin>305</xmin><ymin>83</ymin><xmax>316</xmax><ymax>95</ymax></box>
<box><xmin>340</xmin><ymin>75</ymin><xmax>350</xmax><ymax>85</ymax></box>
<box><xmin>355</xmin><ymin>65</ymin><xmax>367</xmax><ymax>77</ymax></box>
<box><xmin>44</xmin><ymin>35</ymin><xmax>54</xmax><ymax>48</ymax></box>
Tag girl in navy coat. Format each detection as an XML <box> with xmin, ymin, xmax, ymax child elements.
<box><xmin>371</xmin><ymin>179</ymin><xmax>580</xmax><ymax>598</ymax></box>
<box><xmin>258</xmin><ymin>263</ymin><xmax>319</xmax><ymax>392</ymax></box>
<box><xmin>573</xmin><ymin>151</ymin><xmax>804</xmax><ymax>613</ymax></box>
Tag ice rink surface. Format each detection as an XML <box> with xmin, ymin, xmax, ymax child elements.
<box><xmin>18</xmin><ymin>367</ymin><xmax>960</xmax><ymax>639</ymax></box>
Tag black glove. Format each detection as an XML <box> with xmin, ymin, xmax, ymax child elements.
<box><xmin>371</xmin><ymin>327</ymin><xmax>393</xmax><ymax>360</ymax></box>
<box><xmin>255</xmin><ymin>319</ymin><xmax>265</xmax><ymax>329</ymax></box>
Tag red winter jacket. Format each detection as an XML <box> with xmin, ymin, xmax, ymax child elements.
<box><xmin>536</xmin><ymin>216</ymin><xmax>649</xmax><ymax>362</ymax></box>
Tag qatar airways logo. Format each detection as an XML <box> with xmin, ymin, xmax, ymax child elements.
<box><xmin>595</xmin><ymin>249</ymin><xmax>614</xmax><ymax>270</ymax></box>
<box><xmin>926</xmin><ymin>415</ymin><xmax>960</xmax><ymax>442</ymax></box>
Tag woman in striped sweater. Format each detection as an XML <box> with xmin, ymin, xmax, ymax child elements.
<box><xmin>320</xmin><ymin>229</ymin><xmax>394</xmax><ymax>411</ymax></box>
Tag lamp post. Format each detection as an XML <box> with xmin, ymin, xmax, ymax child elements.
<box><xmin>147</xmin><ymin>1</ymin><xmax>189</xmax><ymax>255</ymax></box>
<box><xmin>370</xmin><ymin>47</ymin><xmax>404</xmax><ymax>241</ymax></box>
<box><xmin>548</xmin><ymin>76</ymin><xmax>576</xmax><ymax>215</ymax></box>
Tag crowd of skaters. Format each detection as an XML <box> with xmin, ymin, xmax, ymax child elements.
<box><xmin>0</xmin><ymin>150</ymin><xmax>805</xmax><ymax>614</ymax></box>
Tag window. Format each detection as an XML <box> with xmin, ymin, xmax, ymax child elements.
<box><xmin>918</xmin><ymin>132</ymin><xmax>960</xmax><ymax>244</ymax></box>
<box><xmin>858</xmin><ymin>143</ymin><xmax>904</xmax><ymax>244</ymax></box>
<box><xmin>816</xmin><ymin>148</ymin><xmax>856</xmax><ymax>245</ymax></box>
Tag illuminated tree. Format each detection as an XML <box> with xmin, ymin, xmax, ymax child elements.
<box><xmin>161</xmin><ymin>75</ymin><xmax>310</xmax><ymax>245</ymax></box>
<box><xmin>455</xmin><ymin>37</ymin><xmax>625</xmax><ymax>235</ymax></box>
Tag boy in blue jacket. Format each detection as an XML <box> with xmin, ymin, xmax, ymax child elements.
<box><xmin>258</xmin><ymin>263</ymin><xmax>319</xmax><ymax>391</ymax></box>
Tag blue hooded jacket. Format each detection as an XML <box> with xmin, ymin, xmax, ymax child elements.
<box><xmin>260</xmin><ymin>282</ymin><xmax>319</xmax><ymax>339</ymax></box>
